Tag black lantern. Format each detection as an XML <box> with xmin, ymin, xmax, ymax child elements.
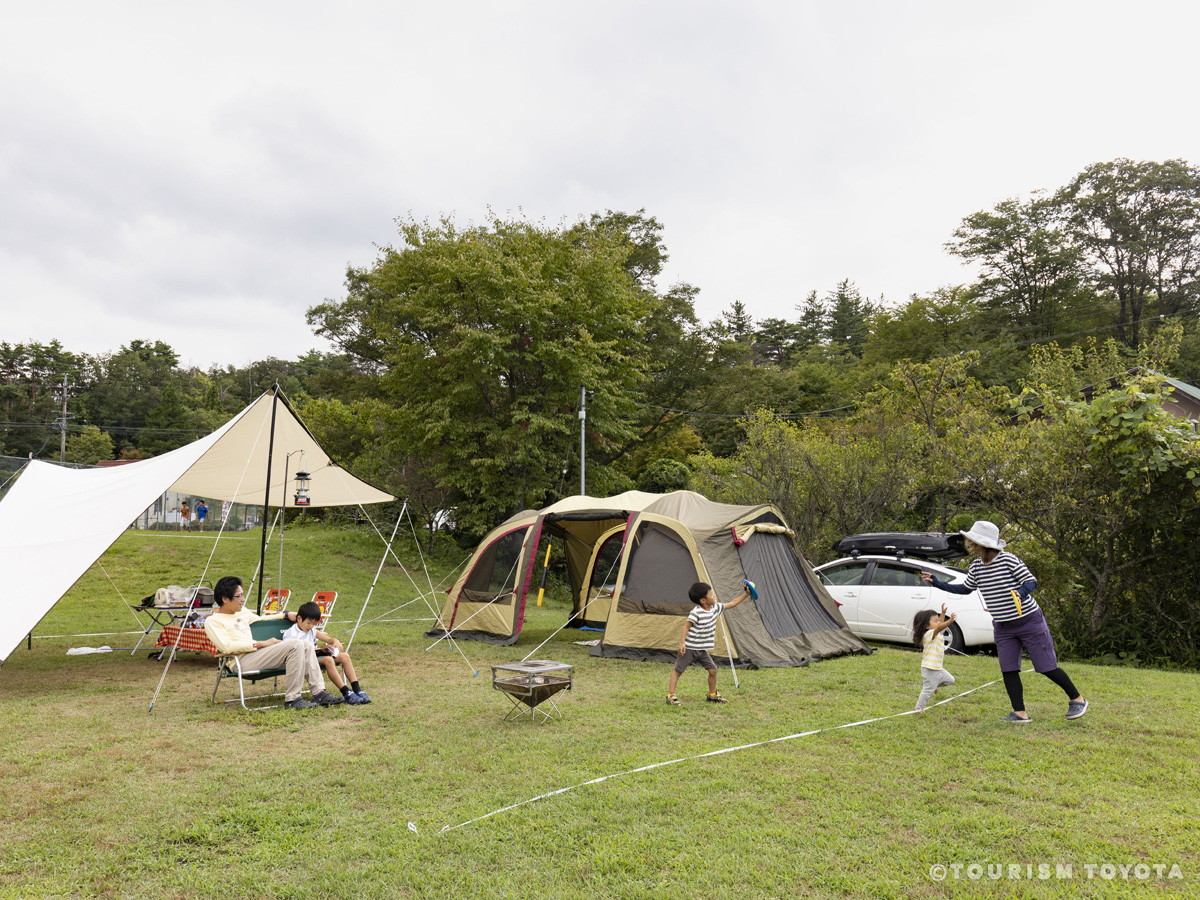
<box><xmin>294</xmin><ymin>470</ymin><xmax>311</xmax><ymax>507</ymax></box>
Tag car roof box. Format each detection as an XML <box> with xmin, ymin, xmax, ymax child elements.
<box><xmin>832</xmin><ymin>532</ymin><xmax>967</xmax><ymax>561</ymax></box>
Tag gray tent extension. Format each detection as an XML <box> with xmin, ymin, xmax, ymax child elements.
<box><xmin>428</xmin><ymin>491</ymin><xmax>869</xmax><ymax>667</ymax></box>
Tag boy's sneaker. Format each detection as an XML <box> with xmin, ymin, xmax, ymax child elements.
<box><xmin>343</xmin><ymin>691</ymin><xmax>363</xmax><ymax>705</ymax></box>
<box><xmin>665</xmin><ymin>694</ymin><xmax>681</xmax><ymax>706</ymax></box>
<box><xmin>354</xmin><ymin>690</ymin><xmax>372</xmax><ymax>704</ymax></box>
<box><xmin>311</xmin><ymin>690</ymin><xmax>343</xmax><ymax>706</ymax></box>
<box><xmin>1066</xmin><ymin>698</ymin><xmax>1089</xmax><ymax>720</ymax></box>
<box><xmin>1001</xmin><ymin>711</ymin><xmax>1032</xmax><ymax>723</ymax></box>
<box><xmin>284</xmin><ymin>698</ymin><xmax>319</xmax><ymax>709</ymax></box>
<box><xmin>706</xmin><ymin>692</ymin><xmax>728</xmax><ymax>703</ymax></box>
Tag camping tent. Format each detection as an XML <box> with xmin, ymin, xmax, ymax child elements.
<box><xmin>0</xmin><ymin>390</ymin><xmax>393</xmax><ymax>665</ymax></box>
<box><xmin>428</xmin><ymin>491</ymin><xmax>869</xmax><ymax>667</ymax></box>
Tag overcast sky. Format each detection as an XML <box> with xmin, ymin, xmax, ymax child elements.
<box><xmin>3</xmin><ymin>1</ymin><xmax>1198</xmax><ymax>370</ymax></box>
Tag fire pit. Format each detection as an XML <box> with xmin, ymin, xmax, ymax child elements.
<box><xmin>491</xmin><ymin>660</ymin><xmax>573</xmax><ymax>724</ymax></box>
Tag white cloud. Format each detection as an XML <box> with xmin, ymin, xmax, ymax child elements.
<box><xmin>2</xmin><ymin>1</ymin><xmax>1198</xmax><ymax>366</ymax></box>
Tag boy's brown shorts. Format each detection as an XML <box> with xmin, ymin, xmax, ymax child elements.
<box><xmin>674</xmin><ymin>648</ymin><xmax>716</xmax><ymax>673</ymax></box>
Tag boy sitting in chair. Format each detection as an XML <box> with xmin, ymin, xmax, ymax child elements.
<box><xmin>282</xmin><ymin>601</ymin><xmax>372</xmax><ymax>705</ymax></box>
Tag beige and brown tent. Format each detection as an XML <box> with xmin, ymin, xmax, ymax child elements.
<box><xmin>428</xmin><ymin>491</ymin><xmax>869</xmax><ymax>667</ymax></box>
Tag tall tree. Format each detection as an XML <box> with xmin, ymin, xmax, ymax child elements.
<box><xmin>308</xmin><ymin>213</ymin><xmax>652</xmax><ymax>533</ymax></box>
<box><xmin>947</xmin><ymin>193</ymin><xmax>1084</xmax><ymax>340</ymax></box>
<box><xmin>1058</xmin><ymin>158</ymin><xmax>1200</xmax><ymax>348</ymax></box>
<box><xmin>825</xmin><ymin>279</ymin><xmax>874</xmax><ymax>357</ymax></box>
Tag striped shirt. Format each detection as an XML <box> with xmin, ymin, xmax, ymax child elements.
<box><xmin>963</xmin><ymin>551</ymin><xmax>1038</xmax><ymax>623</ymax></box>
<box><xmin>685</xmin><ymin>602</ymin><xmax>726</xmax><ymax>651</ymax></box>
<box><xmin>921</xmin><ymin>629</ymin><xmax>946</xmax><ymax>670</ymax></box>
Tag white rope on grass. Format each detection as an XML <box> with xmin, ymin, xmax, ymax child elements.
<box><xmin>437</xmin><ymin>671</ymin><xmax>1017</xmax><ymax>834</ymax></box>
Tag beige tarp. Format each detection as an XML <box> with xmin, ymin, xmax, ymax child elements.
<box><xmin>0</xmin><ymin>391</ymin><xmax>392</xmax><ymax>663</ymax></box>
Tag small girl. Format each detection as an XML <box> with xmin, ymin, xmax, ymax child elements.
<box><xmin>912</xmin><ymin>604</ymin><xmax>957</xmax><ymax>711</ymax></box>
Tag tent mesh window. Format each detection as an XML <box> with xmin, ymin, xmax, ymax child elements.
<box><xmin>460</xmin><ymin>527</ymin><xmax>528</xmax><ymax>606</ymax></box>
<box><xmin>587</xmin><ymin>534</ymin><xmax>623</xmax><ymax>599</ymax></box>
<box><xmin>617</xmin><ymin>524</ymin><xmax>695</xmax><ymax>615</ymax></box>
<box><xmin>738</xmin><ymin>532</ymin><xmax>842</xmax><ymax>638</ymax></box>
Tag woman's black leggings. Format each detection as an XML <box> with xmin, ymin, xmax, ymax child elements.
<box><xmin>1002</xmin><ymin>668</ymin><xmax>1079</xmax><ymax>711</ymax></box>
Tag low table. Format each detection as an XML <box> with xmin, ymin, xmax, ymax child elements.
<box><xmin>491</xmin><ymin>660</ymin><xmax>573</xmax><ymax>724</ymax></box>
<box><xmin>154</xmin><ymin>623</ymin><xmax>219</xmax><ymax>659</ymax></box>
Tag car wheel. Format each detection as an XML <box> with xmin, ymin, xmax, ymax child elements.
<box><xmin>942</xmin><ymin>622</ymin><xmax>966</xmax><ymax>655</ymax></box>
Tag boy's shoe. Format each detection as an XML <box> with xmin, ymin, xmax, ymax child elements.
<box><xmin>915</xmin><ymin>707</ymin><xmax>926</xmax><ymax>713</ymax></box>
<box><xmin>1001</xmin><ymin>711</ymin><xmax>1032</xmax><ymax>723</ymax></box>
<box><xmin>311</xmin><ymin>690</ymin><xmax>344</xmax><ymax>706</ymax></box>
<box><xmin>706</xmin><ymin>692</ymin><xmax>728</xmax><ymax>703</ymax></box>
<box><xmin>284</xmin><ymin>698</ymin><xmax>319</xmax><ymax>709</ymax></box>
<box><xmin>342</xmin><ymin>691</ymin><xmax>363</xmax><ymax>705</ymax></box>
<box><xmin>1066</xmin><ymin>698</ymin><xmax>1089</xmax><ymax>720</ymax></box>
<box><xmin>665</xmin><ymin>694</ymin><xmax>681</xmax><ymax>706</ymax></box>
<box><xmin>354</xmin><ymin>690</ymin><xmax>372</xmax><ymax>704</ymax></box>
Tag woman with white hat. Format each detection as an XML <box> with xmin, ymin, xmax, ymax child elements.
<box><xmin>921</xmin><ymin>520</ymin><xmax>1088</xmax><ymax>722</ymax></box>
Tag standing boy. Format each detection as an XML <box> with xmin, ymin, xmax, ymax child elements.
<box><xmin>196</xmin><ymin>500</ymin><xmax>208</xmax><ymax>531</ymax></box>
<box><xmin>666</xmin><ymin>580</ymin><xmax>752</xmax><ymax>705</ymax></box>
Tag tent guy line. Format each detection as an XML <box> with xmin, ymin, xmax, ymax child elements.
<box><xmin>434</xmin><ymin>671</ymin><xmax>1018</xmax><ymax>835</ymax></box>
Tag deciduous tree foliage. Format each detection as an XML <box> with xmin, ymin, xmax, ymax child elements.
<box><xmin>308</xmin><ymin>214</ymin><xmax>653</xmax><ymax>533</ymax></box>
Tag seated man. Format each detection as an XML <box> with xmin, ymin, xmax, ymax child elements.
<box><xmin>204</xmin><ymin>575</ymin><xmax>343</xmax><ymax>709</ymax></box>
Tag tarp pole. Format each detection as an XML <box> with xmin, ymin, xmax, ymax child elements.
<box><xmin>346</xmin><ymin>500</ymin><xmax>406</xmax><ymax>651</ymax></box>
<box><xmin>256</xmin><ymin>385</ymin><xmax>280</xmax><ymax>615</ymax></box>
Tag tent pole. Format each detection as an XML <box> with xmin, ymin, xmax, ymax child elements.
<box><xmin>256</xmin><ymin>384</ymin><xmax>280</xmax><ymax>615</ymax></box>
<box><xmin>346</xmin><ymin>500</ymin><xmax>406</xmax><ymax>651</ymax></box>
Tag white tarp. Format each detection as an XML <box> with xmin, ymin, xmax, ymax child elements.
<box><xmin>0</xmin><ymin>391</ymin><xmax>393</xmax><ymax>663</ymax></box>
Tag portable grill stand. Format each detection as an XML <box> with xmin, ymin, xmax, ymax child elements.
<box><xmin>491</xmin><ymin>660</ymin><xmax>573</xmax><ymax>724</ymax></box>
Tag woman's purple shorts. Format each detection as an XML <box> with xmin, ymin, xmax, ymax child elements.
<box><xmin>994</xmin><ymin>607</ymin><xmax>1059</xmax><ymax>673</ymax></box>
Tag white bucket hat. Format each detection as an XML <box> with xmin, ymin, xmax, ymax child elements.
<box><xmin>960</xmin><ymin>520</ymin><xmax>1006</xmax><ymax>550</ymax></box>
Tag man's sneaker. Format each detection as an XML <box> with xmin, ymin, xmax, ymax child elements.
<box><xmin>1001</xmin><ymin>711</ymin><xmax>1032</xmax><ymax>723</ymax></box>
<box><xmin>354</xmin><ymin>690</ymin><xmax>372</xmax><ymax>705</ymax></box>
<box><xmin>665</xmin><ymin>694</ymin><xmax>681</xmax><ymax>706</ymax></box>
<box><xmin>342</xmin><ymin>691</ymin><xmax>363</xmax><ymax>705</ymax></box>
<box><xmin>311</xmin><ymin>690</ymin><xmax>343</xmax><ymax>706</ymax></box>
<box><xmin>284</xmin><ymin>698</ymin><xmax>319</xmax><ymax>709</ymax></box>
<box><xmin>706</xmin><ymin>692</ymin><xmax>728</xmax><ymax>703</ymax></box>
<box><xmin>1066</xmin><ymin>698</ymin><xmax>1089</xmax><ymax>720</ymax></box>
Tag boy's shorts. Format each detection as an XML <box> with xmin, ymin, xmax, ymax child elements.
<box><xmin>674</xmin><ymin>648</ymin><xmax>716</xmax><ymax>673</ymax></box>
<box><xmin>994</xmin><ymin>608</ymin><xmax>1059</xmax><ymax>673</ymax></box>
<box><xmin>315</xmin><ymin>648</ymin><xmax>333</xmax><ymax>659</ymax></box>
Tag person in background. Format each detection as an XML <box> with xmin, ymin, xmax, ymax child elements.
<box><xmin>179</xmin><ymin>500</ymin><xmax>191</xmax><ymax>532</ymax></box>
<box><xmin>196</xmin><ymin>500</ymin><xmax>208</xmax><ymax>531</ymax></box>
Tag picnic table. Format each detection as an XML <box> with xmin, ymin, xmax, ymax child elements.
<box><xmin>155</xmin><ymin>624</ymin><xmax>220</xmax><ymax>658</ymax></box>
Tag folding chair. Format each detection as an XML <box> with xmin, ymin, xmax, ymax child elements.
<box><xmin>311</xmin><ymin>591</ymin><xmax>337</xmax><ymax>628</ymax></box>
<box><xmin>262</xmin><ymin>589</ymin><xmax>291</xmax><ymax>614</ymax></box>
<box><xmin>211</xmin><ymin>618</ymin><xmax>294</xmax><ymax>710</ymax></box>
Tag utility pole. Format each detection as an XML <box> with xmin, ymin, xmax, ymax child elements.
<box><xmin>58</xmin><ymin>375</ymin><xmax>70</xmax><ymax>463</ymax></box>
<box><xmin>579</xmin><ymin>385</ymin><xmax>587</xmax><ymax>495</ymax></box>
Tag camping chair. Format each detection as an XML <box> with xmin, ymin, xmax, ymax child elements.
<box><xmin>211</xmin><ymin>618</ymin><xmax>295</xmax><ymax>710</ymax></box>
<box><xmin>311</xmin><ymin>591</ymin><xmax>337</xmax><ymax>629</ymax></box>
<box><xmin>262</xmin><ymin>588</ymin><xmax>291</xmax><ymax>614</ymax></box>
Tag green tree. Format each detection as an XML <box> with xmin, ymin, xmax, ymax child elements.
<box><xmin>64</xmin><ymin>425</ymin><xmax>114</xmax><ymax>466</ymax></box>
<box><xmin>825</xmin><ymin>279</ymin><xmax>874</xmax><ymax>357</ymax></box>
<box><xmin>1058</xmin><ymin>158</ymin><xmax>1200</xmax><ymax>348</ymax></box>
<box><xmin>947</xmin><ymin>194</ymin><xmax>1085</xmax><ymax>340</ymax></box>
<box><xmin>795</xmin><ymin>290</ymin><xmax>828</xmax><ymax>350</ymax></box>
<box><xmin>637</xmin><ymin>458</ymin><xmax>690</xmax><ymax>493</ymax></box>
<box><xmin>308</xmin><ymin>213</ymin><xmax>652</xmax><ymax>533</ymax></box>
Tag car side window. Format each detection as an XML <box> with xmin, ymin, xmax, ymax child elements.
<box><xmin>820</xmin><ymin>562</ymin><xmax>870</xmax><ymax>586</ymax></box>
<box><xmin>870</xmin><ymin>563</ymin><xmax>925</xmax><ymax>587</ymax></box>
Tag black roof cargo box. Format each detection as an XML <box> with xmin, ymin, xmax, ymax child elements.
<box><xmin>832</xmin><ymin>532</ymin><xmax>967</xmax><ymax>561</ymax></box>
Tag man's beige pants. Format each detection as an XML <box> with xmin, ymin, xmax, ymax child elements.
<box><xmin>237</xmin><ymin>638</ymin><xmax>324</xmax><ymax>701</ymax></box>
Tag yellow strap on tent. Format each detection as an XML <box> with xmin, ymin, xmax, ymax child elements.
<box><xmin>536</xmin><ymin>543</ymin><xmax>552</xmax><ymax>607</ymax></box>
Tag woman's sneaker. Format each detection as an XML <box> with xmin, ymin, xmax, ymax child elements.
<box><xmin>1001</xmin><ymin>711</ymin><xmax>1032</xmax><ymax>723</ymax></box>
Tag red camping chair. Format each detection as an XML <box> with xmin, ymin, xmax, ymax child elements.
<box><xmin>311</xmin><ymin>591</ymin><xmax>337</xmax><ymax>628</ymax></box>
<box><xmin>262</xmin><ymin>589</ymin><xmax>290</xmax><ymax>615</ymax></box>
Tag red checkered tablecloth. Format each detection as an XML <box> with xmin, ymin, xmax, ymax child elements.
<box><xmin>155</xmin><ymin>625</ymin><xmax>220</xmax><ymax>655</ymax></box>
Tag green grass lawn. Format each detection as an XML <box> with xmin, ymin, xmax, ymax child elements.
<box><xmin>1</xmin><ymin>525</ymin><xmax>1197</xmax><ymax>899</ymax></box>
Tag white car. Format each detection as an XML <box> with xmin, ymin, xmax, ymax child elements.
<box><xmin>815</xmin><ymin>554</ymin><xmax>993</xmax><ymax>654</ymax></box>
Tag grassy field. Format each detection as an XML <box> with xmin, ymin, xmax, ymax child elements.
<box><xmin>0</xmin><ymin>525</ymin><xmax>1196</xmax><ymax>899</ymax></box>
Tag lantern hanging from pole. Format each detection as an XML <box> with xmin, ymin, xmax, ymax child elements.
<box><xmin>293</xmin><ymin>470</ymin><xmax>311</xmax><ymax>507</ymax></box>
